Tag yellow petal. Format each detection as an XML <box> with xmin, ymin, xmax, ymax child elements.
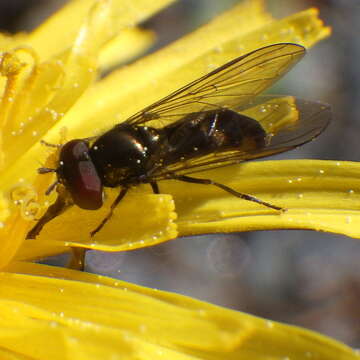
<box><xmin>171</xmin><ymin>160</ymin><xmax>360</xmax><ymax>238</ymax></box>
<box><xmin>1</xmin><ymin>263</ymin><xmax>358</xmax><ymax>360</ymax></box>
<box><xmin>24</xmin><ymin>192</ymin><xmax>177</xmax><ymax>252</ymax></box>
<box><xmin>26</xmin><ymin>0</ymin><xmax>176</xmax><ymax>62</ymax></box>
<box><xmin>0</xmin><ymin>49</ymin><xmax>66</xmax><ymax>169</ymax></box>
<box><xmin>98</xmin><ymin>28</ymin><xmax>156</xmax><ymax>71</ymax></box>
<box><xmin>14</xmin><ymin>242</ymin><xmax>68</xmax><ymax>263</ymax></box>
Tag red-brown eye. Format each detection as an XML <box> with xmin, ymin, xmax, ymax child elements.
<box><xmin>59</xmin><ymin>140</ymin><xmax>103</xmax><ymax>210</ymax></box>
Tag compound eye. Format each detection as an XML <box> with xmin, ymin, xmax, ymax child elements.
<box><xmin>59</xmin><ymin>140</ymin><xmax>103</xmax><ymax>210</ymax></box>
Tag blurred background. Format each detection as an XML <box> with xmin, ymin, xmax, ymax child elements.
<box><xmin>5</xmin><ymin>0</ymin><xmax>360</xmax><ymax>347</ymax></box>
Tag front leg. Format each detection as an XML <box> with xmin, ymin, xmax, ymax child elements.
<box><xmin>150</xmin><ymin>181</ymin><xmax>160</xmax><ymax>194</ymax></box>
<box><xmin>90</xmin><ymin>188</ymin><xmax>128</xmax><ymax>237</ymax></box>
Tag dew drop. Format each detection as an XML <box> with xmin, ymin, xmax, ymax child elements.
<box><xmin>50</xmin><ymin>110</ymin><xmax>59</xmax><ymax>120</ymax></box>
<box><xmin>139</xmin><ymin>324</ymin><xmax>148</xmax><ymax>333</ymax></box>
<box><xmin>214</xmin><ymin>45</ymin><xmax>223</xmax><ymax>53</ymax></box>
<box><xmin>68</xmin><ymin>336</ymin><xmax>78</xmax><ymax>345</ymax></box>
<box><xmin>10</xmin><ymin>185</ymin><xmax>36</xmax><ymax>203</ymax></box>
<box><xmin>266</xmin><ymin>320</ymin><xmax>274</xmax><ymax>328</ymax></box>
<box><xmin>207</xmin><ymin>63</ymin><xmax>217</xmax><ymax>72</ymax></box>
<box><xmin>49</xmin><ymin>321</ymin><xmax>59</xmax><ymax>328</ymax></box>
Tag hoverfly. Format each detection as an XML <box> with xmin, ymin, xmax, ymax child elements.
<box><xmin>26</xmin><ymin>43</ymin><xmax>331</xmax><ymax>239</ymax></box>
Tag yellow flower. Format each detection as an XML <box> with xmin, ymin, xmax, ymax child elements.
<box><xmin>1</xmin><ymin>0</ymin><xmax>338</xmax><ymax>264</ymax></box>
<box><xmin>0</xmin><ymin>0</ymin><xmax>358</xmax><ymax>359</ymax></box>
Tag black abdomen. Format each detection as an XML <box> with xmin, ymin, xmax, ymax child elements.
<box><xmin>161</xmin><ymin>109</ymin><xmax>267</xmax><ymax>165</ymax></box>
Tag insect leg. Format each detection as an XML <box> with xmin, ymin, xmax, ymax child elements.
<box><xmin>171</xmin><ymin>174</ymin><xmax>284</xmax><ymax>211</ymax></box>
<box><xmin>26</xmin><ymin>194</ymin><xmax>73</xmax><ymax>239</ymax></box>
<box><xmin>90</xmin><ymin>188</ymin><xmax>128</xmax><ymax>237</ymax></box>
<box><xmin>68</xmin><ymin>247</ymin><xmax>86</xmax><ymax>271</ymax></box>
<box><xmin>150</xmin><ymin>182</ymin><xmax>160</xmax><ymax>194</ymax></box>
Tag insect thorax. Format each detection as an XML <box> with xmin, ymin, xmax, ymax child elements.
<box><xmin>89</xmin><ymin>124</ymin><xmax>162</xmax><ymax>187</ymax></box>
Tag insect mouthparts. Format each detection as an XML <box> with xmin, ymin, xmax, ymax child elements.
<box><xmin>38</xmin><ymin>167</ymin><xmax>57</xmax><ymax>174</ymax></box>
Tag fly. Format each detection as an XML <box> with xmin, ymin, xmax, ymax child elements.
<box><xmin>26</xmin><ymin>43</ymin><xmax>331</xmax><ymax>239</ymax></box>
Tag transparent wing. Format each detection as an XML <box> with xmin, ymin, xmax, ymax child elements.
<box><xmin>125</xmin><ymin>43</ymin><xmax>305</xmax><ymax>128</ymax></box>
<box><xmin>151</xmin><ymin>96</ymin><xmax>331</xmax><ymax>178</ymax></box>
